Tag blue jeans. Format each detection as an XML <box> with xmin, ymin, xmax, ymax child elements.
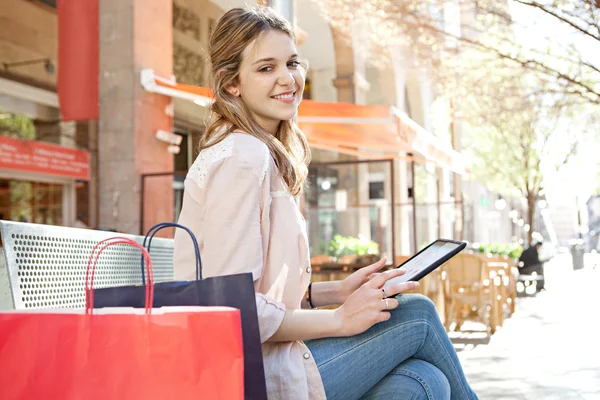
<box><xmin>305</xmin><ymin>294</ymin><xmax>478</xmax><ymax>400</ymax></box>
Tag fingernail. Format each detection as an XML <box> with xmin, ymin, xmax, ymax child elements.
<box><xmin>413</xmin><ymin>282</ymin><xmax>420</xmax><ymax>287</ymax></box>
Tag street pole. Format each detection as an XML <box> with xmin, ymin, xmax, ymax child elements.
<box><xmin>450</xmin><ymin>100</ymin><xmax>464</xmax><ymax>240</ymax></box>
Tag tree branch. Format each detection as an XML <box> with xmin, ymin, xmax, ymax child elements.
<box><xmin>514</xmin><ymin>0</ymin><xmax>600</xmax><ymax>42</ymax></box>
<box><xmin>418</xmin><ymin>23</ymin><xmax>600</xmax><ymax>103</ymax></box>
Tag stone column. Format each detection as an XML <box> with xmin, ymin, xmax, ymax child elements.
<box><xmin>451</xmin><ymin>106</ymin><xmax>464</xmax><ymax>240</ymax></box>
<box><xmin>99</xmin><ymin>0</ymin><xmax>174</xmax><ymax>234</ymax></box>
<box><xmin>267</xmin><ymin>0</ymin><xmax>295</xmax><ymax>26</ymax></box>
<box><xmin>59</xmin><ymin>121</ymin><xmax>76</xmax><ymax>148</ymax></box>
<box><xmin>56</xmin><ymin>121</ymin><xmax>76</xmax><ymax>227</ymax></box>
<box><xmin>331</xmin><ymin>27</ymin><xmax>370</xmax><ymax>104</ymax></box>
<box><xmin>357</xmin><ymin>162</ymin><xmax>371</xmax><ymax>239</ymax></box>
<box><xmin>438</xmin><ymin>167</ymin><xmax>454</xmax><ymax>238</ymax></box>
<box><xmin>393</xmin><ymin>159</ymin><xmax>411</xmax><ymax>257</ymax></box>
<box><xmin>390</xmin><ymin>48</ymin><xmax>412</xmax><ymax>257</ymax></box>
<box><xmin>329</xmin><ymin>23</ymin><xmax>372</xmax><ymax>244</ymax></box>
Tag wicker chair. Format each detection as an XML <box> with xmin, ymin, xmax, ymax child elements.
<box><xmin>443</xmin><ymin>253</ymin><xmax>500</xmax><ymax>334</ymax></box>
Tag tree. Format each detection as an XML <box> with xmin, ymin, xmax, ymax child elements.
<box><xmin>314</xmin><ymin>0</ymin><xmax>600</xmax><ymax>107</ymax></box>
<box><xmin>458</xmin><ymin>64</ymin><xmax>587</xmax><ymax>245</ymax></box>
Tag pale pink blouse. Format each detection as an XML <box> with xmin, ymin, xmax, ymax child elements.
<box><xmin>173</xmin><ymin>132</ymin><xmax>326</xmax><ymax>399</ymax></box>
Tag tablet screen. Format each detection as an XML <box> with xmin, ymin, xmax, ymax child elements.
<box><xmin>383</xmin><ymin>240</ymin><xmax>463</xmax><ymax>288</ymax></box>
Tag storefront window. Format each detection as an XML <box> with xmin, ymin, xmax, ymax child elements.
<box><xmin>172</xmin><ymin>127</ymin><xmax>202</xmax><ymax>222</ymax></box>
<box><xmin>414</xmin><ymin>162</ymin><xmax>439</xmax><ymax>250</ymax></box>
<box><xmin>1</xmin><ymin>110</ymin><xmax>72</xmax><ymax>228</ymax></box>
<box><xmin>1</xmin><ymin>108</ymin><xmax>63</xmax><ymax>145</ymax></box>
<box><xmin>0</xmin><ymin>111</ymin><xmax>36</xmax><ymax>140</ymax></box>
<box><xmin>305</xmin><ymin>160</ymin><xmax>393</xmax><ymax>263</ymax></box>
<box><xmin>0</xmin><ymin>179</ymin><xmax>63</xmax><ymax>225</ymax></box>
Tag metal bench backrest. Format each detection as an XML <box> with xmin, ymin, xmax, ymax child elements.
<box><xmin>0</xmin><ymin>220</ymin><xmax>175</xmax><ymax>310</ymax></box>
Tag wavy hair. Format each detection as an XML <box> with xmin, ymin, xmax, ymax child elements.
<box><xmin>199</xmin><ymin>7</ymin><xmax>311</xmax><ymax>196</ymax></box>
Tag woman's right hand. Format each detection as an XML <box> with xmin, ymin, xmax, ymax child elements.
<box><xmin>334</xmin><ymin>268</ymin><xmax>419</xmax><ymax>337</ymax></box>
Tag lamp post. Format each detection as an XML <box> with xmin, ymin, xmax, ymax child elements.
<box><xmin>2</xmin><ymin>58</ymin><xmax>55</xmax><ymax>73</ymax></box>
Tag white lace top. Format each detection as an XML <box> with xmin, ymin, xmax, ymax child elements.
<box><xmin>173</xmin><ymin>132</ymin><xmax>326</xmax><ymax>400</ymax></box>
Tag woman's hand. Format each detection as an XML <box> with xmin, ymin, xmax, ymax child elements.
<box><xmin>334</xmin><ymin>268</ymin><xmax>419</xmax><ymax>337</ymax></box>
<box><xmin>338</xmin><ymin>258</ymin><xmax>389</xmax><ymax>303</ymax></box>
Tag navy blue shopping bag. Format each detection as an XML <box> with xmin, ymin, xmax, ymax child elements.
<box><xmin>93</xmin><ymin>222</ymin><xmax>267</xmax><ymax>400</ymax></box>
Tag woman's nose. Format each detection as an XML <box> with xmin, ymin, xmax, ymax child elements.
<box><xmin>277</xmin><ymin>70</ymin><xmax>295</xmax><ymax>86</ymax></box>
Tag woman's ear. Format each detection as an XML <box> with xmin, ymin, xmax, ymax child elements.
<box><xmin>218</xmin><ymin>68</ymin><xmax>240</xmax><ymax>97</ymax></box>
<box><xmin>226</xmin><ymin>85</ymin><xmax>240</xmax><ymax>97</ymax></box>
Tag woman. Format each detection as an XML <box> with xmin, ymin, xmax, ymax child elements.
<box><xmin>173</xmin><ymin>7</ymin><xmax>479</xmax><ymax>400</ymax></box>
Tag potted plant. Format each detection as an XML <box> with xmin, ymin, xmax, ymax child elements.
<box><xmin>326</xmin><ymin>235</ymin><xmax>380</xmax><ymax>265</ymax></box>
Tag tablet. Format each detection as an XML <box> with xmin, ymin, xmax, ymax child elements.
<box><xmin>382</xmin><ymin>239</ymin><xmax>467</xmax><ymax>290</ymax></box>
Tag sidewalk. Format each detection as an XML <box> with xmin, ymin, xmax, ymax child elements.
<box><xmin>454</xmin><ymin>253</ymin><xmax>600</xmax><ymax>400</ymax></box>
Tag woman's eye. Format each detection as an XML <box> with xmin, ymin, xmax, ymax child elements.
<box><xmin>288</xmin><ymin>61</ymin><xmax>300</xmax><ymax>68</ymax></box>
<box><xmin>259</xmin><ymin>66</ymin><xmax>273</xmax><ymax>73</ymax></box>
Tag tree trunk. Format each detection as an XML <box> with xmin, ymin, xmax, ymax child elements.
<box><xmin>526</xmin><ymin>193</ymin><xmax>537</xmax><ymax>245</ymax></box>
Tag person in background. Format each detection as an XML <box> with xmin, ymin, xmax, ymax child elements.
<box><xmin>518</xmin><ymin>242</ymin><xmax>547</xmax><ymax>291</ymax></box>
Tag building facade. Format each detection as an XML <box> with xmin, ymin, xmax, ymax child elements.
<box><xmin>0</xmin><ymin>0</ymin><xmax>91</xmax><ymax>231</ymax></box>
<box><xmin>1</xmin><ymin>0</ymin><xmax>479</xmax><ymax>260</ymax></box>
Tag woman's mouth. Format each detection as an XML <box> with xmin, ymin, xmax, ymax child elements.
<box><xmin>272</xmin><ymin>91</ymin><xmax>297</xmax><ymax>103</ymax></box>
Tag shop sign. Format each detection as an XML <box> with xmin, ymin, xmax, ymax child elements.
<box><xmin>0</xmin><ymin>136</ymin><xmax>90</xmax><ymax>180</ymax></box>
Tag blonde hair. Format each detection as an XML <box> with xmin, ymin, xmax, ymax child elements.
<box><xmin>200</xmin><ymin>7</ymin><xmax>311</xmax><ymax>196</ymax></box>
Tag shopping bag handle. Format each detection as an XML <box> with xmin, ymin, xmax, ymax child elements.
<box><xmin>142</xmin><ymin>222</ymin><xmax>203</xmax><ymax>281</ymax></box>
<box><xmin>86</xmin><ymin>237</ymin><xmax>154</xmax><ymax>314</ymax></box>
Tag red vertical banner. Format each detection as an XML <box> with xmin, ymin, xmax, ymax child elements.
<box><xmin>57</xmin><ymin>0</ymin><xmax>99</xmax><ymax>121</ymax></box>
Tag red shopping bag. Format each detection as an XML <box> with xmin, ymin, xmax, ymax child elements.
<box><xmin>0</xmin><ymin>238</ymin><xmax>244</xmax><ymax>400</ymax></box>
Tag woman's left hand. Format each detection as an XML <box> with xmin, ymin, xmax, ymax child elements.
<box><xmin>338</xmin><ymin>258</ymin><xmax>388</xmax><ymax>303</ymax></box>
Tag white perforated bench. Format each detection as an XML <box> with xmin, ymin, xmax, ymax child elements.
<box><xmin>0</xmin><ymin>220</ymin><xmax>175</xmax><ymax>310</ymax></box>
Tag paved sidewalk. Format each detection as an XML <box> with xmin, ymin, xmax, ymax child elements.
<box><xmin>454</xmin><ymin>253</ymin><xmax>600</xmax><ymax>400</ymax></box>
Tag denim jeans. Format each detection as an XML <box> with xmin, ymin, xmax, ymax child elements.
<box><xmin>305</xmin><ymin>294</ymin><xmax>479</xmax><ymax>400</ymax></box>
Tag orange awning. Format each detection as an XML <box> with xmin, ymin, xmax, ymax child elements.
<box><xmin>141</xmin><ymin>69</ymin><xmax>213</xmax><ymax>107</ymax></box>
<box><xmin>140</xmin><ymin>69</ymin><xmax>466</xmax><ymax>173</ymax></box>
<box><xmin>392</xmin><ymin>107</ymin><xmax>466</xmax><ymax>175</ymax></box>
<box><xmin>297</xmin><ymin>100</ymin><xmax>409</xmax><ymax>158</ymax></box>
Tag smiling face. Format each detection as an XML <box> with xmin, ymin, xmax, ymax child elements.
<box><xmin>228</xmin><ymin>30</ymin><xmax>305</xmax><ymax>134</ymax></box>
